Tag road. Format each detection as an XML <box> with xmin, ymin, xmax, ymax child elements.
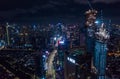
<box><xmin>46</xmin><ymin>49</ymin><xmax>57</xmax><ymax>79</ymax></box>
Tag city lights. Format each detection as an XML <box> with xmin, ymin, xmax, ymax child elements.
<box><xmin>67</xmin><ymin>57</ymin><xmax>76</xmax><ymax>64</ymax></box>
<box><xmin>85</xmin><ymin>9</ymin><xmax>97</xmax><ymax>27</ymax></box>
<box><xmin>59</xmin><ymin>40</ymin><xmax>65</xmax><ymax>44</ymax></box>
<box><xmin>0</xmin><ymin>1</ymin><xmax>119</xmax><ymax>79</ymax></box>
<box><xmin>95</xmin><ymin>23</ymin><xmax>110</xmax><ymax>42</ymax></box>
<box><xmin>0</xmin><ymin>40</ymin><xmax>5</xmax><ymax>50</ymax></box>
<box><xmin>95</xmin><ymin>20</ymin><xmax>99</xmax><ymax>24</ymax></box>
<box><xmin>54</xmin><ymin>37</ymin><xmax>57</xmax><ymax>41</ymax></box>
<box><xmin>42</xmin><ymin>55</ymin><xmax>46</xmax><ymax>58</ymax></box>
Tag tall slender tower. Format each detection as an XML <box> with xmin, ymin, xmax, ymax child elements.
<box><xmin>85</xmin><ymin>9</ymin><xmax>98</xmax><ymax>54</ymax></box>
<box><xmin>94</xmin><ymin>23</ymin><xmax>110</xmax><ymax>79</ymax></box>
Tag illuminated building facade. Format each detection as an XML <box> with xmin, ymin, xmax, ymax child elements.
<box><xmin>85</xmin><ymin>9</ymin><xmax>97</xmax><ymax>53</ymax></box>
<box><xmin>94</xmin><ymin>23</ymin><xmax>110</xmax><ymax>79</ymax></box>
<box><xmin>66</xmin><ymin>24</ymin><xmax>80</xmax><ymax>48</ymax></box>
<box><xmin>64</xmin><ymin>48</ymin><xmax>91</xmax><ymax>79</ymax></box>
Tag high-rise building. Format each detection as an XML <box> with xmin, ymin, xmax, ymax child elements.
<box><xmin>66</xmin><ymin>24</ymin><xmax>81</xmax><ymax>48</ymax></box>
<box><xmin>94</xmin><ymin>23</ymin><xmax>110</xmax><ymax>79</ymax></box>
<box><xmin>85</xmin><ymin>9</ymin><xmax>97</xmax><ymax>54</ymax></box>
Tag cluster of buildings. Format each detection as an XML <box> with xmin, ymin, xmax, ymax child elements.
<box><xmin>0</xmin><ymin>22</ymin><xmax>85</xmax><ymax>51</ymax></box>
<box><xmin>0</xmin><ymin>9</ymin><xmax>120</xmax><ymax>79</ymax></box>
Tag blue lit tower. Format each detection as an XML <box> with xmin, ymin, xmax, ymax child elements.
<box><xmin>85</xmin><ymin>10</ymin><xmax>98</xmax><ymax>53</ymax></box>
<box><xmin>94</xmin><ymin>23</ymin><xmax>110</xmax><ymax>79</ymax></box>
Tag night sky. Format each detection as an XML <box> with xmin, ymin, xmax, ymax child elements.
<box><xmin>0</xmin><ymin>0</ymin><xmax>120</xmax><ymax>23</ymax></box>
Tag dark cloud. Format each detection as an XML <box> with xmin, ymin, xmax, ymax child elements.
<box><xmin>0</xmin><ymin>0</ymin><xmax>119</xmax><ymax>22</ymax></box>
<box><xmin>74</xmin><ymin>0</ymin><xmax>88</xmax><ymax>4</ymax></box>
<box><xmin>93</xmin><ymin>0</ymin><xmax>120</xmax><ymax>3</ymax></box>
<box><xmin>0</xmin><ymin>10</ymin><xmax>26</xmax><ymax>18</ymax></box>
<box><xmin>41</xmin><ymin>4</ymin><xmax>55</xmax><ymax>9</ymax></box>
<box><xmin>74</xmin><ymin>0</ymin><xmax>120</xmax><ymax>4</ymax></box>
<box><xmin>49</xmin><ymin>0</ymin><xmax>67</xmax><ymax>6</ymax></box>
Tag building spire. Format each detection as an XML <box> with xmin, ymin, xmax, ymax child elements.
<box><xmin>101</xmin><ymin>10</ymin><xmax>103</xmax><ymax>23</ymax></box>
<box><xmin>86</xmin><ymin>0</ymin><xmax>93</xmax><ymax>10</ymax></box>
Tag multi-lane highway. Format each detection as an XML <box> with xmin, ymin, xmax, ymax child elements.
<box><xmin>46</xmin><ymin>49</ymin><xmax>57</xmax><ymax>79</ymax></box>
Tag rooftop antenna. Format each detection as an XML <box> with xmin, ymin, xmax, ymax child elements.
<box><xmin>109</xmin><ymin>19</ymin><xmax>111</xmax><ymax>26</ymax></box>
<box><xmin>108</xmin><ymin>19</ymin><xmax>112</xmax><ymax>31</ymax></box>
<box><xmin>101</xmin><ymin>10</ymin><xmax>104</xmax><ymax>23</ymax></box>
<box><xmin>86</xmin><ymin>0</ymin><xmax>93</xmax><ymax>10</ymax></box>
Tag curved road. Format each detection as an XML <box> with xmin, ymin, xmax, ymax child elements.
<box><xmin>46</xmin><ymin>49</ymin><xmax>57</xmax><ymax>79</ymax></box>
<box><xmin>46</xmin><ymin>37</ymin><xmax>63</xmax><ymax>79</ymax></box>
